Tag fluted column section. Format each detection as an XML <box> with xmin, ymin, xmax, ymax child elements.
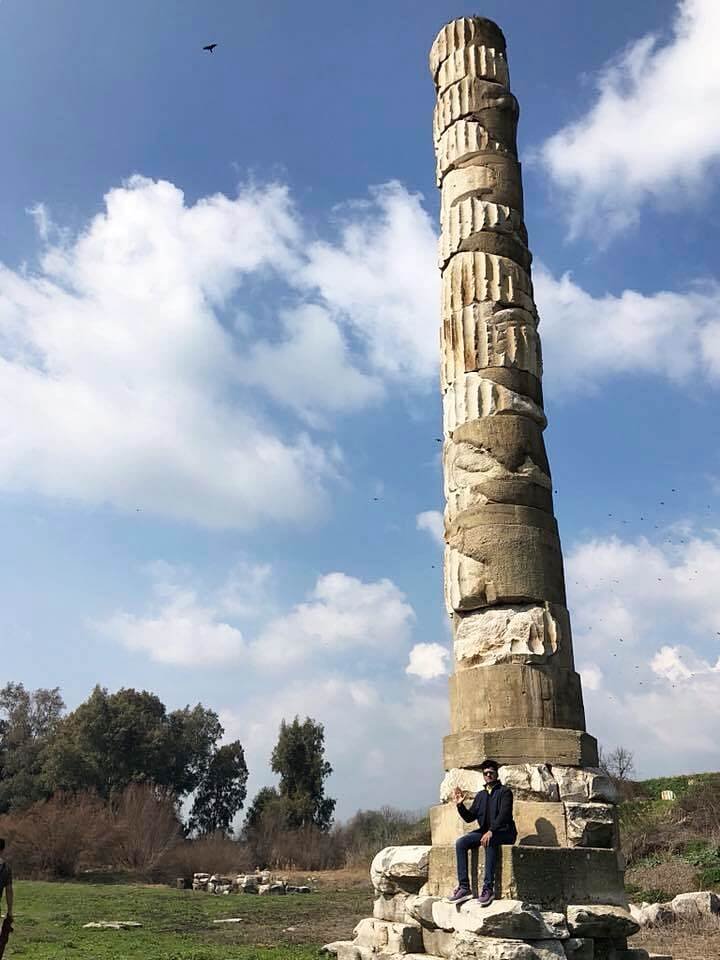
<box><xmin>431</xmin><ymin>18</ymin><xmax>597</xmax><ymax>773</ymax></box>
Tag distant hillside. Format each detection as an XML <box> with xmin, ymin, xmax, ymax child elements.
<box><xmin>633</xmin><ymin>771</ymin><xmax>720</xmax><ymax>800</ymax></box>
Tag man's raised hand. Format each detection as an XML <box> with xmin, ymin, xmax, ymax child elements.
<box><xmin>452</xmin><ymin>786</ymin><xmax>464</xmax><ymax>803</ymax></box>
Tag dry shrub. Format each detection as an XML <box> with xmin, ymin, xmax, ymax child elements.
<box><xmin>112</xmin><ymin>783</ymin><xmax>182</xmax><ymax>871</ymax></box>
<box><xmin>159</xmin><ymin>832</ymin><xmax>253</xmax><ymax>880</ymax></box>
<box><xmin>626</xmin><ymin>856</ymin><xmax>701</xmax><ymax>901</ymax></box>
<box><xmin>337</xmin><ymin>807</ymin><xmax>428</xmax><ymax>868</ymax></box>
<box><xmin>270</xmin><ymin>823</ymin><xmax>344</xmax><ymax>871</ymax></box>
<box><xmin>677</xmin><ymin>780</ymin><xmax>720</xmax><ymax>842</ymax></box>
<box><xmin>0</xmin><ymin>792</ymin><xmax>113</xmax><ymax>878</ymax></box>
<box><xmin>634</xmin><ymin>914</ymin><xmax>720</xmax><ymax>960</ymax></box>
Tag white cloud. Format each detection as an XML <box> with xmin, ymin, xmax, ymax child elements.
<box><xmin>406</xmin><ymin>642</ymin><xmax>449</xmax><ymax>680</ymax></box>
<box><xmin>299</xmin><ymin>182</ymin><xmax>439</xmax><ymax>381</ymax></box>
<box><xmin>238</xmin><ymin>303</ymin><xmax>384</xmax><ymax>428</ymax></box>
<box><xmin>416</xmin><ymin>510</ymin><xmax>444</xmax><ymax>546</ymax></box>
<box><xmin>0</xmin><ymin>176</ymin><xmax>335</xmax><ymax>529</ymax></box>
<box><xmin>538</xmin><ymin>0</ymin><xmax>720</xmax><ymax>235</ymax></box>
<box><xmin>98</xmin><ymin>564</ymin><xmax>416</xmax><ymax>670</ymax></box>
<box><xmin>579</xmin><ymin>663</ymin><xmax>604</xmax><ymax>691</ymax></box>
<box><xmin>254</xmin><ymin>572</ymin><xmax>415</xmax><ymax>667</ymax></box>
<box><xmin>567</xmin><ymin>530</ymin><xmax>720</xmax><ymax>773</ymax></box>
<box><xmin>535</xmin><ymin>264</ymin><xmax>720</xmax><ymax>392</ymax></box>
<box><xmin>98</xmin><ymin>588</ymin><xmax>246</xmax><ymax>667</ymax></box>
<box><xmin>0</xmin><ymin>176</ymin><xmax>443</xmax><ymax>527</ymax></box>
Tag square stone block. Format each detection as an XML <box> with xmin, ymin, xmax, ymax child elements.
<box><xmin>429</xmin><ymin>801</ymin><xmax>567</xmax><ymax>847</ymax></box>
<box><xmin>443</xmin><ymin>727</ymin><xmax>599</xmax><ymax>769</ymax></box>
<box><xmin>449</xmin><ymin>663</ymin><xmax>586</xmax><ymax>733</ymax></box>
<box><xmin>426</xmin><ymin>844</ymin><xmax>627</xmax><ymax>909</ymax></box>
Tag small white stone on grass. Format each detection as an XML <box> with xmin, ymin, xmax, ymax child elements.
<box><xmin>82</xmin><ymin>921</ymin><xmax>143</xmax><ymax>929</ymax></box>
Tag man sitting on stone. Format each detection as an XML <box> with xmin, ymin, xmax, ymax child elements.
<box><xmin>447</xmin><ymin>759</ymin><xmax>517</xmax><ymax>907</ymax></box>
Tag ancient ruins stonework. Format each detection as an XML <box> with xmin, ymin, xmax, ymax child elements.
<box><xmin>324</xmin><ymin>16</ymin><xmax>672</xmax><ymax>960</ymax></box>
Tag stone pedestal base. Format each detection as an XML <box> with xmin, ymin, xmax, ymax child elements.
<box><xmin>426</xmin><ymin>845</ymin><xmax>627</xmax><ymax>910</ymax></box>
<box><xmin>324</xmin><ymin>844</ymin><xmax>671</xmax><ymax>960</ymax></box>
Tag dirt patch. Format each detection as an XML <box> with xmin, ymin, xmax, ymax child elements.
<box><xmin>632</xmin><ymin>914</ymin><xmax>720</xmax><ymax>960</ymax></box>
<box><xmin>280</xmin><ymin>866</ymin><xmax>371</xmax><ymax>891</ymax></box>
<box><xmin>626</xmin><ymin>858</ymin><xmax>701</xmax><ymax>900</ymax></box>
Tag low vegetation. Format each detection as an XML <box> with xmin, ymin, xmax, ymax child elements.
<box><xmin>622</xmin><ymin>774</ymin><xmax>720</xmax><ymax>901</ymax></box>
<box><xmin>0</xmin><ymin>785</ymin><xmax>429</xmax><ymax>880</ymax></box>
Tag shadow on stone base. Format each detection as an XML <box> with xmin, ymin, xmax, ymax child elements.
<box><xmin>426</xmin><ymin>844</ymin><xmax>627</xmax><ymax>909</ymax></box>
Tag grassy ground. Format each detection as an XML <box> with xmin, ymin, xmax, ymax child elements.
<box><xmin>6</xmin><ymin>877</ymin><xmax>373</xmax><ymax>959</ymax></box>
<box><xmin>6</xmin><ymin>873</ymin><xmax>720</xmax><ymax>960</ymax></box>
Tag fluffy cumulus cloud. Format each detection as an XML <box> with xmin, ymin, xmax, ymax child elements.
<box><xmin>539</xmin><ymin>0</ymin><xmax>720</xmax><ymax>235</ymax></box>
<box><xmin>0</xmin><ymin>177</ymin><xmax>335</xmax><ymax>528</ymax></box>
<box><xmin>0</xmin><ymin>177</ymin><xmax>440</xmax><ymax>528</ymax></box>
<box><xmin>416</xmin><ymin>510</ymin><xmax>444</xmax><ymax>546</ymax></box>
<box><xmin>406</xmin><ymin>642</ymin><xmax>449</xmax><ymax>680</ymax></box>
<box><xmin>94</xmin><ymin>559</ymin><xmax>270</xmax><ymax>666</ymax></box>
<box><xmin>299</xmin><ymin>182</ymin><xmax>439</xmax><ymax>380</ymax></box>
<box><xmin>238</xmin><ymin>303</ymin><xmax>384</xmax><ymax>428</ymax></box>
<box><xmin>566</xmin><ymin>529</ymin><xmax>720</xmax><ymax>773</ymax></box>
<box><xmin>535</xmin><ymin>265</ymin><xmax>720</xmax><ymax>392</ymax></box>
<box><xmin>96</xmin><ymin>563</ymin><xmax>416</xmax><ymax>670</ymax></box>
<box><xmin>254</xmin><ymin>572</ymin><xmax>415</xmax><ymax>667</ymax></box>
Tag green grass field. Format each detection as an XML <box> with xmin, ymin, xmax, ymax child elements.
<box><xmin>6</xmin><ymin>880</ymin><xmax>373</xmax><ymax>959</ymax></box>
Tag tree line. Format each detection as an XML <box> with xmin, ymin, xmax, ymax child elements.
<box><xmin>0</xmin><ymin>682</ymin><xmax>334</xmax><ymax>838</ymax></box>
<box><xmin>0</xmin><ymin>682</ymin><xmax>428</xmax><ymax>878</ymax></box>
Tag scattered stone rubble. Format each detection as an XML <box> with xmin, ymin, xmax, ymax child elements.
<box><xmin>324</xmin><ymin>845</ymin><xmax>686</xmax><ymax>960</ymax></box>
<box><xmin>630</xmin><ymin>890</ymin><xmax>720</xmax><ymax>927</ymax></box>
<box><xmin>191</xmin><ymin>871</ymin><xmax>312</xmax><ymax>895</ymax></box>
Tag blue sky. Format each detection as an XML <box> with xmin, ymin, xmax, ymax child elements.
<box><xmin>1</xmin><ymin>0</ymin><xmax>719</xmax><ymax>821</ymax></box>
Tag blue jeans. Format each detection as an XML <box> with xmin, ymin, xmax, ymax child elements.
<box><xmin>455</xmin><ymin>826</ymin><xmax>517</xmax><ymax>889</ymax></box>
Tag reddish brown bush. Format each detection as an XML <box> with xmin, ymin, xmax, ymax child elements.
<box><xmin>158</xmin><ymin>832</ymin><xmax>253</xmax><ymax>879</ymax></box>
<box><xmin>0</xmin><ymin>791</ymin><xmax>113</xmax><ymax>878</ymax></box>
<box><xmin>111</xmin><ymin>783</ymin><xmax>183</xmax><ymax>871</ymax></box>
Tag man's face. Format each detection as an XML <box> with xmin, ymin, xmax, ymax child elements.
<box><xmin>482</xmin><ymin>767</ymin><xmax>498</xmax><ymax>783</ymax></box>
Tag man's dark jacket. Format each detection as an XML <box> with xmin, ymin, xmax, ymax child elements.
<box><xmin>457</xmin><ymin>782</ymin><xmax>517</xmax><ymax>835</ymax></box>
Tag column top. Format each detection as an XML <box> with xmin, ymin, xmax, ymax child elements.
<box><xmin>429</xmin><ymin>16</ymin><xmax>507</xmax><ymax>81</ymax></box>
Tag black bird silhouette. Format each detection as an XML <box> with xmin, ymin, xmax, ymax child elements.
<box><xmin>203</xmin><ymin>43</ymin><xmax>218</xmax><ymax>53</ymax></box>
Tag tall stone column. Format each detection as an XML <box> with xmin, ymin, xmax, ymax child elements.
<box><xmin>325</xmin><ymin>16</ymin><xmax>666</xmax><ymax>960</ymax></box>
<box><xmin>432</xmin><ymin>15</ymin><xmax>590</xmax><ymax>777</ymax></box>
<box><xmin>425</xmin><ymin>11</ymin><xmax>642</xmax><ymax>941</ymax></box>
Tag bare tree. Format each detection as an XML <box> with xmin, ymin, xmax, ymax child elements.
<box><xmin>600</xmin><ymin>744</ymin><xmax>636</xmax><ymax>781</ymax></box>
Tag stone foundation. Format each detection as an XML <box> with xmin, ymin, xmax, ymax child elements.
<box><xmin>323</xmin><ymin>843</ymin><xmax>668</xmax><ymax>960</ymax></box>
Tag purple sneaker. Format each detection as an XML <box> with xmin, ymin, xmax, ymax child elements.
<box><xmin>446</xmin><ymin>885</ymin><xmax>472</xmax><ymax>904</ymax></box>
<box><xmin>477</xmin><ymin>885</ymin><xmax>494</xmax><ymax>907</ymax></box>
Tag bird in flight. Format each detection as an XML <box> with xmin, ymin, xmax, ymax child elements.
<box><xmin>203</xmin><ymin>43</ymin><xmax>218</xmax><ymax>53</ymax></box>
